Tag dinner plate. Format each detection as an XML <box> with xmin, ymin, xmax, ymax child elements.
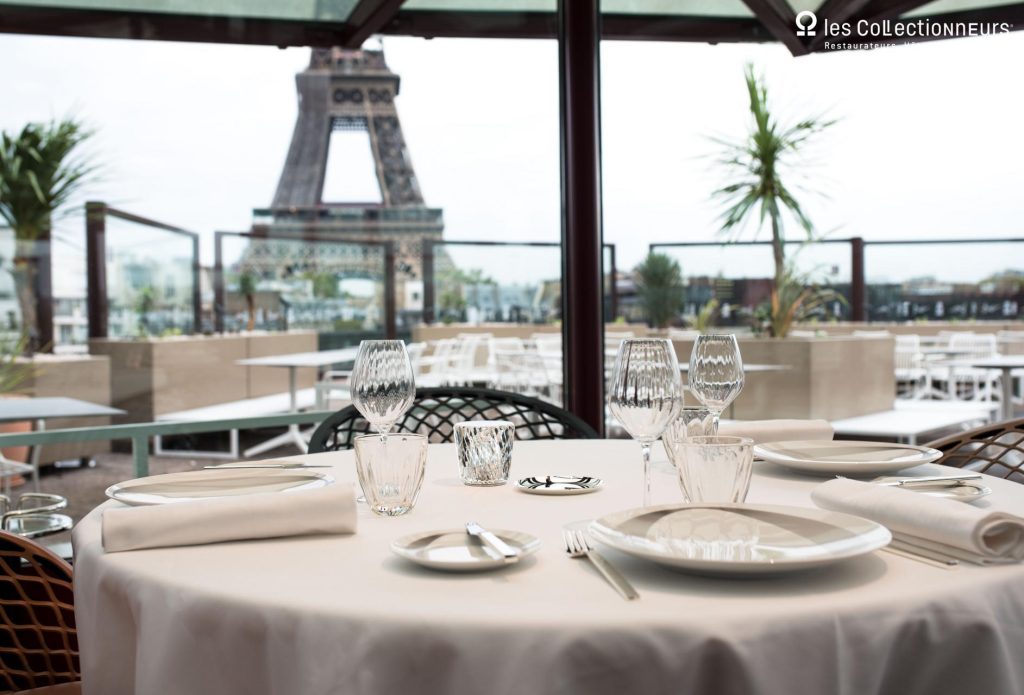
<box><xmin>105</xmin><ymin>469</ymin><xmax>333</xmax><ymax>506</ymax></box>
<box><xmin>391</xmin><ymin>528</ymin><xmax>541</xmax><ymax>572</ymax></box>
<box><xmin>515</xmin><ymin>475</ymin><xmax>604</xmax><ymax>495</ymax></box>
<box><xmin>873</xmin><ymin>478</ymin><xmax>993</xmax><ymax>503</ymax></box>
<box><xmin>589</xmin><ymin>503</ymin><xmax>891</xmax><ymax>576</ymax></box>
<box><xmin>754</xmin><ymin>440</ymin><xmax>942</xmax><ymax>476</ymax></box>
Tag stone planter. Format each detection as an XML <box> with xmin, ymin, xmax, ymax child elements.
<box><xmin>90</xmin><ymin>331</ymin><xmax>318</xmax><ymax>423</ymax></box>
<box><xmin>22</xmin><ymin>354</ymin><xmax>113</xmax><ymax>462</ymax></box>
<box><xmin>672</xmin><ymin>336</ymin><xmax>894</xmax><ymax>421</ymax></box>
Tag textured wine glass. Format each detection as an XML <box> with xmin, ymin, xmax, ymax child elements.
<box><xmin>688</xmin><ymin>334</ymin><xmax>745</xmax><ymax>430</ymax></box>
<box><xmin>608</xmin><ymin>338</ymin><xmax>683</xmax><ymax>507</ymax></box>
<box><xmin>350</xmin><ymin>340</ymin><xmax>415</xmax><ymax>436</ymax></box>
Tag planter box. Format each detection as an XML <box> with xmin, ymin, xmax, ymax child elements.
<box><xmin>90</xmin><ymin>332</ymin><xmax>318</xmax><ymax>423</ymax></box>
<box><xmin>23</xmin><ymin>354</ymin><xmax>112</xmax><ymax>462</ymax></box>
<box><xmin>413</xmin><ymin>323</ymin><xmax>649</xmax><ymax>343</ymax></box>
<box><xmin>672</xmin><ymin>336</ymin><xmax>894</xmax><ymax>421</ymax></box>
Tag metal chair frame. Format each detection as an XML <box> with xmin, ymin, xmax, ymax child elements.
<box><xmin>308</xmin><ymin>386</ymin><xmax>598</xmax><ymax>452</ymax></box>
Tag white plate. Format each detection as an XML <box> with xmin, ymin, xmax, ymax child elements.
<box><xmin>754</xmin><ymin>440</ymin><xmax>942</xmax><ymax>476</ymax></box>
<box><xmin>105</xmin><ymin>469</ymin><xmax>333</xmax><ymax>506</ymax></box>
<box><xmin>589</xmin><ymin>503</ymin><xmax>891</xmax><ymax>576</ymax></box>
<box><xmin>391</xmin><ymin>528</ymin><xmax>541</xmax><ymax>572</ymax></box>
<box><xmin>873</xmin><ymin>479</ymin><xmax>993</xmax><ymax>503</ymax></box>
<box><xmin>515</xmin><ymin>475</ymin><xmax>604</xmax><ymax>495</ymax></box>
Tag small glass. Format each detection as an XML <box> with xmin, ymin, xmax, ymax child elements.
<box><xmin>454</xmin><ymin>421</ymin><xmax>514</xmax><ymax>486</ymax></box>
<box><xmin>663</xmin><ymin>406</ymin><xmax>717</xmax><ymax>466</ymax></box>
<box><xmin>353</xmin><ymin>433</ymin><xmax>427</xmax><ymax>517</ymax></box>
<box><xmin>673</xmin><ymin>435</ymin><xmax>753</xmax><ymax>504</ymax></box>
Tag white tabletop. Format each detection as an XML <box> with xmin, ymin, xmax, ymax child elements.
<box><xmin>0</xmin><ymin>397</ymin><xmax>124</xmax><ymax>424</ymax></box>
<box><xmin>72</xmin><ymin>440</ymin><xmax>1024</xmax><ymax>695</ymax></box>
<box><xmin>236</xmin><ymin>347</ymin><xmax>360</xmax><ymax>369</ymax></box>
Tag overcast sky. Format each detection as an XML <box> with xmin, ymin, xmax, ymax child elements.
<box><xmin>2</xmin><ymin>29</ymin><xmax>1022</xmax><ymax>293</ymax></box>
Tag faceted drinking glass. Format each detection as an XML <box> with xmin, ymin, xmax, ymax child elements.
<box><xmin>688</xmin><ymin>334</ymin><xmax>745</xmax><ymax>429</ymax></box>
<box><xmin>353</xmin><ymin>433</ymin><xmax>427</xmax><ymax>517</ymax></box>
<box><xmin>608</xmin><ymin>338</ymin><xmax>683</xmax><ymax>507</ymax></box>
<box><xmin>350</xmin><ymin>340</ymin><xmax>415</xmax><ymax>436</ymax></box>
<box><xmin>663</xmin><ymin>406</ymin><xmax>717</xmax><ymax>469</ymax></box>
<box><xmin>674</xmin><ymin>435</ymin><xmax>754</xmax><ymax>504</ymax></box>
<box><xmin>454</xmin><ymin>420</ymin><xmax>515</xmax><ymax>486</ymax></box>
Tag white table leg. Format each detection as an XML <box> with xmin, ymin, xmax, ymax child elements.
<box><xmin>1001</xmin><ymin>367</ymin><xmax>1014</xmax><ymax>421</ymax></box>
<box><xmin>243</xmin><ymin>367</ymin><xmax>307</xmax><ymax>457</ymax></box>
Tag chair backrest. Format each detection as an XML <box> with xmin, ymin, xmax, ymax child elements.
<box><xmin>926</xmin><ymin>418</ymin><xmax>1024</xmax><ymax>483</ymax></box>
<box><xmin>406</xmin><ymin>342</ymin><xmax>426</xmax><ymax>371</ymax></box>
<box><xmin>949</xmin><ymin>332</ymin><xmax>998</xmax><ymax>357</ymax></box>
<box><xmin>308</xmin><ymin>387</ymin><xmax>598</xmax><ymax>452</ymax></box>
<box><xmin>893</xmin><ymin>335</ymin><xmax>922</xmax><ymax>372</ymax></box>
<box><xmin>0</xmin><ymin>531</ymin><xmax>79</xmax><ymax>692</ymax></box>
<box><xmin>487</xmin><ymin>337</ymin><xmax>526</xmax><ymax>366</ymax></box>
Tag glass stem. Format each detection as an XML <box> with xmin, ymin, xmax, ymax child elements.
<box><xmin>711</xmin><ymin>410</ymin><xmax>721</xmax><ymax>435</ymax></box>
<box><xmin>641</xmin><ymin>441</ymin><xmax>653</xmax><ymax>507</ymax></box>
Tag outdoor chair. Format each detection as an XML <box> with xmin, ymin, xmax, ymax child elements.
<box><xmin>0</xmin><ymin>530</ymin><xmax>80</xmax><ymax>694</ymax></box>
<box><xmin>308</xmin><ymin>387</ymin><xmax>598</xmax><ymax>452</ymax></box>
<box><xmin>926</xmin><ymin>417</ymin><xmax>1024</xmax><ymax>484</ymax></box>
<box><xmin>894</xmin><ymin>335</ymin><xmax>927</xmax><ymax>399</ymax></box>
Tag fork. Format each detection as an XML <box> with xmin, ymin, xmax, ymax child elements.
<box><xmin>563</xmin><ymin>529</ymin><xmax>639</xmax><ymax>601</ymax></box>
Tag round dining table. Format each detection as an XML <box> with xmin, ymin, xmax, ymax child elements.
<box><xmin>72</xmin><ymin>439</ymin><xmax>1024</xmax><ymax>695</ymax></box>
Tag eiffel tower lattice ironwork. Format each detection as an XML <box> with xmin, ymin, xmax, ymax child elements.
<box><xmin>248</xmin><ymin>45</ymin><xmax>444</xmax><ymax>318</ymax></box>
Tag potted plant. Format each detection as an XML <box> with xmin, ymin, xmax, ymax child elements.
<box><xmin>0</xmin><ymin>118</ymin><xmax>96</xmax><ymax>353</ymax></box>
<box><xmin>634</xmin><ymin>252</ymin><xmax>685</xmax><ymax>329</ymax></box>
<box><xmin>710</xmin><ymin>65</ymin><xmax>835</xmax><ymax>338</ymax></box>
<box><xmin>238</xmin><ymin>269</ymin><xmax>258</xmax><ymax>331</ymax></box>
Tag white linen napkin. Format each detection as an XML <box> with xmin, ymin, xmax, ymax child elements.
<box><xmin>102</xmin><ymin>483</ymin><xmax>357</xmax><ymax>553</ymax></box>
<box><xmin>811</xmin><ymin>478</ymin><xmax>1024</xmax><ymax>564</ymax></box>
<box><xmin>719</xmin><ymin>419</ymin><xmax>833</xmax><ymax>444</ymax></box>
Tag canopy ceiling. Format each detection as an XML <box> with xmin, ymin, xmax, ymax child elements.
<box><xmin>1</xmin><ymin>0</ymin><xmax>1022</xmax><ymax>54</ymax></box>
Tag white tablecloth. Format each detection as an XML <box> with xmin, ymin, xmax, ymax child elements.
<box><xmin>73</xmin><ymin>440</ymin><xmax>1024</xmax><ymax>695</ymax></box>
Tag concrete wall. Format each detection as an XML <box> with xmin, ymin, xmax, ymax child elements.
<box><xmin>90</xmin><ymin>331</ymin><xmax>318</xmax><ymax>423</ymax></box>
<box><xmin>413</xmin><ymin>323</ymin><xmax>650</xmax><ymax>343</ymax></box>
<box><xmin>25</xmin><ymin>354</ymin><xmax>112</xmax><ymax>462</ymax></box>
<box><xmin>799</xmin><ymin>321</ymin><xmax>1023</xmax><ymax>337</ymax></box>
<box><xmin>672</xmin><ymin>336</ymin><xmax>895</xmax><ymax>420</ymax></box>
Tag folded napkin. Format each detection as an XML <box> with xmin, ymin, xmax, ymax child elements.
<box><xmin>811</xmin><ymin>478</ymin><xmax>1024</xmax><ymax>564</ymax></box>
<box><xmin>719</xmin><ymin>419</ymin><xmax>833</xmax><ymax>444</ymax></box>
<box><xmin>103</xmin><ymin>483</ymin><xmax>357</xmax><ymax>553</ymax></box>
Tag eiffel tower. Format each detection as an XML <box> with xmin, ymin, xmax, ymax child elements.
<box><xmin>247</xmin><ymin>45</ymin><xmax>444</xmax><ymax>315</ymax></box>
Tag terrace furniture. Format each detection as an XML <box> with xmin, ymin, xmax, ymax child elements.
<box><xmin>1</xmin><ymin>493</ymin><xmax>72</xmax><ymax>541</ymax></box>
<box><xmin>307</xmin><ymin>387</ymin><xmax>597</xmax><ymax>452</ymax></box>
<box><xmin>0</xmin><ymin>398</ymin><xmax>125</xmax><ymax>495</ymax></box>
<box><xmin>926</xmin><ymin>417</ymin><xmax>1024</xmax><ymax>483</ymax></box>
<box><xmin>70</xmin><ymin>439</ymin><xmax>1024</xmax><ymax>695</ymax></box>
<box><xmin>950</xmin><ymin>356</ymin><xmax>1024</xmax><ymax>421</ymax></box>
<box><xmin>235</xmin><ymin>347</ymin><xmax>360</xmax><ymax>455</ymax></box>
<box><xmin>154</xmin><ymin>388</ymin><xmax>318</xmax><ymax>459</ymax></box>
<box><xmin>0</xmin><ymin>530</ymin><xmax>80</xmax><ymax>693</ymax></box>
<box><xmin>830</xmin><ymin>400</ymin><xmax>997</xmax><ymax>445</ymax></box>
<box><xmin>894</xmin><ymin>335</ymin><xmax>928</xmax><ymax>399</ymax></box>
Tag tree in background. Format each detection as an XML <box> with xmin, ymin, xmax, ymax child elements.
<box><xmin>634</xmin><ymin>253</ymin><xmax>685</xmax><ymax>329</ymax></box>
<box><xmin>237</xmin><ymin>270</ymin><xmax>258</xmax><ymax>331</ymax></box>
<box><xmin>0</xmin><ymin>118</ymin><xmax>96</xmax><ymax>353</ymax></box>
<box><xmin>711</xmin><ymin>65</ymin><xmax>835</xmax><ymax>337</ymax></box>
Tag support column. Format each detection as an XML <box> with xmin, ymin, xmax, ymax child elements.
<box><xmin>85</xmin><ymin>202</ymin><xmax>108</xmax><ymax>339</ymax></box>
<box><xmin>851</xmin><ymin>237</ymin><xmax>866</xmax><ymax>322</ymax></box>
<box><xmin>559</xmin><ymin>0</ymin><xmax>605</xmax><ymax>436</ymax></box>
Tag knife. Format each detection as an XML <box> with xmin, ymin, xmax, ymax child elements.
<box><xmin>466</xmin><ymin>521</ymin><xmax>520</xmax><ymax>562</ymax></box>
<box><xmin>875</xmin><ymin>473</ymin><xmax>982</xmax><ymax>488</ymax></box>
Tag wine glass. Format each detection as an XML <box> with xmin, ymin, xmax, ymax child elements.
<box><xmin>350</xmin><ymin>340</ymin><xmax>415</xmax><ymax>437</ymax></box>
<box><xmin>688</xmin><ymin>334</ymin><xmax>744</xmax><ymax>430</ymax></box>
<box><xmin>608</xmin><ymin>338</ymin><xmax>682</xmax><ymax>507</ymax></box>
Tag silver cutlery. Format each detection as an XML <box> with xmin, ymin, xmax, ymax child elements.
<box><xmin>466</xmin><ymin>521</ymin><xmax>519</xmax><ymax>562</ymax></box>
<box><xmin>203</xmin><ymin>463</ymin><xmax>333</xmax><ymax>470</ymax></box>
<box><xmin>874</xmin><ymin>473</ymin><xmax>982</xmax><ymax>488</ymax></box>
<box><xmin>563</xmin><ymin>529</ymin><xmax>639</xmax><ymax>601</ymax></box>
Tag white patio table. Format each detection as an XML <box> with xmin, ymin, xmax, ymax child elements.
<box><xmin>73</xmin><ymin>439</ymin><xmax>1024</xmax><ymax>695</ymax></box>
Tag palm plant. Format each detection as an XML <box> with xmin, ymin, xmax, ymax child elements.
<box><xmin>0</xmin><ymin>119</ymin><xmax>96</xmax><ymax>353</ymax></box>
<box><xmin>766</xmin><ymin>264</ymin><xmax>846</xmax><ymax>339</ymax></box>
<box><xmin>711</xmin><ymin>65</ymin><xmax>835</xmax><ymax>337</ymax></box>
<box><xmin>634</xmin><ymin>253</ymin><xmax>685</xmax><ymax>329</ymax></box>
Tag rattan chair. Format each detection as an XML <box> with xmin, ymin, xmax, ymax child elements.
<box><xmin>1</xmin><ymin>530</ymin><xmax>80</xmax><ymax>694</ymax></box>
<box><xmin>925</xmin><ymin>418</ymin><xmax>1024</xmax><ymax>484</ymax></box>
<box><xmin>308</xmin><ymin>386</ymin><xmax>598</xmax><ymax>452</ymax></box>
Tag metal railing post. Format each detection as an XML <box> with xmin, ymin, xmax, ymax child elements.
<box><xmin>85</xmin><ymin>202</ymin><xmax>109</xmax><ymax>339</ymax></box>
<box><xmin>851</xmin><ymin>237</ymin><xmax>866</xmax><ymax>322</ymax></box>
<box><xmin>132</xmin><ymin>435</ymin><xmax>149</xmax><ymax>478</ymax></box>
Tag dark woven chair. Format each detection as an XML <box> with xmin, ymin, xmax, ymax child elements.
<box><xmin>925</xmin><ymin>418</ymin><xmax>1024</xmax><ymax>484</ymax></box>
<box><xmin>0</xmin><ymin>531</ymin><xmax>80</xmax><ymax>694</ymax></box>
<box><xmin>309</xmin><ymin>387</ymin><xmax>598</xmax><ymax>452</ymax></box>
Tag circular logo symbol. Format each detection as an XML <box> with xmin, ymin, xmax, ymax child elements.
<box><xmin>795</xmin><ymin>10</ymin><xmax>817</xmax><ymax>36</ymax></box>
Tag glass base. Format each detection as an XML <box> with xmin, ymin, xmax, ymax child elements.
<box><xmin>369</xmin><ymin>504</ymin><xmax>414</xmax><ymax>517</ymax></box>
<box><xmin>461</xmin><ymin>478</ymin><xmax>508</xmax><ymax>487</ymax></box>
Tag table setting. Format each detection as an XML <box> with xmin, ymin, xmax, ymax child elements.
<box><xmin>71</xmin><ymin>336</ymin><xmax>1024</xmax><ymax>695</ymax></box>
